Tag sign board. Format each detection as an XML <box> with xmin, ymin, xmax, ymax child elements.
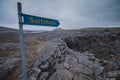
<box><xmin>22</xmin><ymin>14</ymin><xmax>60</xmax><ymax>27</ymax></box>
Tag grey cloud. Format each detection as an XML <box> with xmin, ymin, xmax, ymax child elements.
<box><xmin>0</xmin><ymin>0</ymin><xmax>120</xmax><ymax>30</ymax></box>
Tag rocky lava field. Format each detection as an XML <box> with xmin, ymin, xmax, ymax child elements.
<box><xmin>0</xmin><ymin>28</ymin><xmax>120</xmax><ymax>80</ymax></box>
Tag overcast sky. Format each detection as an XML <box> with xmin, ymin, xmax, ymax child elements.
<box><xmin>0</xmin><ymin>0</ymin><xmax>120</xmax><ymax>30</ymax></box>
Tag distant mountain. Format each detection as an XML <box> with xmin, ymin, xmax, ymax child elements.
<box><xmin>0</xmin><ymin>26</ymin><xmax>18</xmax><ymax>33</ymax></box>
<box><xmin>0</xmin><ymin>26</ymin><xmax>46</xmax><ymax>33</ymax></box>
<box><xmin>82</xmin><ymin>27</ymin><xmax>120</xmax><ymax>31</ymax></box>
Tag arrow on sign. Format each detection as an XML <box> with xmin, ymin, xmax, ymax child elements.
<box><xmin>22</xmin><ymin>14</ymin><xmax>60</xmax><ymax>27</ymax></box>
